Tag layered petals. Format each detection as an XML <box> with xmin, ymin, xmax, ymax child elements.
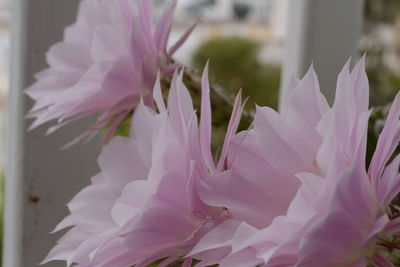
<box><xmin>27</xmin><ymin>0</ymin><xmax>195</xmax><ymax>145</ymax></box>
<box><xmin>193</xmin><ymin>58</ymin><xmax>400</xmax><ymax>267</ymax></box>
<box><xmin>45</xmin><ymin>66</ymin><xmax>245</xmax><ymax>266</ymax></box>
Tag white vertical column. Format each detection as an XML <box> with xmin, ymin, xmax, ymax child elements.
<box><xmin>280</xmin><ymin>0</ymin><xmax>365</xmax><ymax>107</ymax></box>
<box><xmin>4</xmin><ymin>1</ymin><xmax>99</xmax><ymax>267</ymax></box>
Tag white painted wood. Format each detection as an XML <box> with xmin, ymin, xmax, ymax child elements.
<box><xmin>4</xmin><ymin>1</ymin><xmax>100</xmax><ymax>266</ymax></box>
<box><xmin>280</xmin><ymin>0</ymin><xmax>365</xmax><ymax>107</ymax></box>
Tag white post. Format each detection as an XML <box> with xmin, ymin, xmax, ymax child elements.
<box><xmin>280</xmin><ymin>0</ymin><xmax>365</xmax><ymax>107</ymax></box>
<box><xmin>4</xmin><ymin>1</ymin><xmax>100</xmax><ymax>266</ymax></box>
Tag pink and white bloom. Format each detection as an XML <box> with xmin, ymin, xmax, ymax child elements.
<box><xmin>192</xmin><ymin>58</ymin><xmax>400</xmax><ymax>266</ymax></box>
<box><xmin>188</xmin><ymin>60</ymin><xmax>331</xmax><ymax>266</ymax></box>
<box><xmin>26</xmin><ymin>0</ymin><xmax>195</xmax><ymax>146</ymax></box>
<box><xmin>298</xmin><ymin>93</ymin><xmax>400</xmax><ymax>267</ymax></box>
<box><xmin>44</xmin><ymin>66</ymin><xmax>245</xmax><ymax>267</ymax></box>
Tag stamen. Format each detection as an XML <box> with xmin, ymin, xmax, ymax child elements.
<box><xmin>311</xmin><ymin>160</ymin><xmax>323</xmax><ymax>176</ymax></box>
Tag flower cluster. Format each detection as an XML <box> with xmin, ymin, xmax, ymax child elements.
<box><xmin>28</xmin><ymin>0</ymin><xmax>400</xmax><ymax>267</ymax></box>
<box><xmin>190</xmin><ymin>59</ymin><xmax>400</xmax><ymax>267</ymax></box>
<box><xmin>43</xmin><ymin>59</ymin><xmax>400</xmax><ymax>266</ymax></box>
<box><xmin>26</xmin><ymin>0</ymin><xmax>194</xmax><ymax>146</ymax></box>
<box><xmin>43</xmin><ymin>64</ymin><xmax>245</xmax><ymax>266</ymax></box>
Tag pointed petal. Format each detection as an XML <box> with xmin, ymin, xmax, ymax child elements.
<box><xmin>168</xmin><ymin>18</ymin><xmax>199</xmax><ymax>56</ymax></box>
<box><xmin>283</xmin><ymin>66</ymin><xmax>329</xmax><ymax>147</ymax></box>
<box><xmin>167</xmin><ymin>71</ymin><xmax>194</xmax><ymax>139</ymax></box>
<box><xmin>154</xmin><ymin>0</ymin><xmax>176</xmax><ymax>51</ymax></box>
<box><xmin>217</xmin><ymin>90</ymin><xmax>243</xmax><ymax>171</ymax></box>
<box><xmin>377</xmin><ymin>154</ymin><xmax>400</xmax><ymax>206</ymax></box>
<box><xmin>299</xmin><ymin>166</ymin><xmax>379</xmax><ymax>266</ymax></box>
<box><xmin>152</xmin><ymin>73</ymin><xmax>166</xmax><ymax>113</ymax></box>
<box><xmin>199</xmin><ymin>64</ymin><xmax>215</xmax><ymax>172</ymax></box>
<box><xmin>369</xmin><ymin>92</ymin><xmax>400</xmax><ymax>184</ymax></box>
<box><xmin>254</xmin><ymin>106</ymin><xmax>316</xmax><ymax>175</ymax></box>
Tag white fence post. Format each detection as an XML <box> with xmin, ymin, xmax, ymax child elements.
<box><xmin>280</xmin><ymin>0</ymin><xmax>365</xmax><ymax>107</ymax></box>
<box><xmin>4</xmin><ymin>1</ymin><xmax>100</xmax><ymax>266</ymax></box>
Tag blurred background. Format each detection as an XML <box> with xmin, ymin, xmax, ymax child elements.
<box><xmin>0</xmin><ymin>0</ymin><xmax>400</xmax><ymax>264</ymax></box>
<box><xmin>168</xmin><ymin>0</ymin><xmax>287</xmax><ymax>111</ymax></box>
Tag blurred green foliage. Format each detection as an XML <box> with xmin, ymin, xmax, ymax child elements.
<box><xmin>364</xmin><ymin>0</ymin><xmax>400</xmax><ymax>26</ymax></box>
<box><xmin>367</xmin><ymin>62</ymin><xmax>400</xmax><ymax>107</ymax></box>
<box><xmin>363</xmin><ymin>0</ymin><xmax>400</xmax><ymax>107</ymax></box>
<box><xmin>113</xmin><ymin>115</ymin><xmax>132</xmax><ymax>138</ymax></box>
<box><xmin>192</xmin><ymin>37</ymin><xmax>280</xmax><ymax>151</ymax></box>
<box><xmin>363</xmin><ymin>0</ymin><xmax>400</xmax><ymax>211</ymax></box>
<box><xmin>192</xmin><ymin>37</ymin><xmax>280</xmax><ymax>110</ymax></box>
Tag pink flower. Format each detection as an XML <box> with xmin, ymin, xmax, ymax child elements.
<box><xmin>43</xmin><ymin>66</ymin><xmax>245</xmax><ymax>266</ymax></box>
<box><xmin>26</xmin><ymin>0</ymin><xmax>195</xmax><ymax>146</ymax></box>
<box><xmin>298</xmin><ymin>92</ymin><xmax>400</xmax><ymax>267</ymax></box>
<box><xmin>188</xmin><ymin>60</ymin><xmax>331</xmax><ymax>265</ymax></box>
<box><xmin>191</xmin><ymin>58</ymin><xmax>400</xmax><ymax>266</ymax></box>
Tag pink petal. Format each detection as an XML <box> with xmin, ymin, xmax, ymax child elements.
<box><xmin>168</xmin><ymin>18</ymin><xmax>199</xmax><ymax>56</ymax></box>
<box><xmin>154</xmin><ymin>0</ymin><xmax>176</xmax><ymax>51</ymax></box>
<box><xmin>152</xmin><ymin>74</ymin><xmax>166</xmax><ymax>113</ymax></box>
<box><xmin>298</xmin><ymin>166</ymin><xmax>379</xmax><ymax>266</ymax></box>
<box><xmin>369</xmin><ymin>92</ymin><xmax>400</xmax><ymax>185</ymax></box>
<box><xmin>198</xmin><ymin>171</ymin><xmax>288</xmax><ymax>228</ymax></box>
<box><xmin>188</xmin><ymin>219</ymin><xmax>240</xmax><ymax>257</ymax></box>
<box><xmin>254</xmin><ymin>106</ymin><xmax>316</xmax><ymax>175</ymax></box>
<box><xmin>199</xmin><ymin>64</ymin><xmax>215</xmax><ymax>172</ymax></box>
<box><xmin>283</xmin><ymin>65</ymin><xmax>329</xmax><ymax>148</ymax></box>
<box><xmin>217</xmin><ymin>90</ymin><xmax>243</xmax><ymax>171</ymax></box>
<box><xmin>97</xmin><ymin>136</ymin><xmax>149</xmax><ymax>190</ymax></box>
<box><xmin>377</xmin><ymin>154</ymin><xmax>400</xmax><ymax>206</ymax></box>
